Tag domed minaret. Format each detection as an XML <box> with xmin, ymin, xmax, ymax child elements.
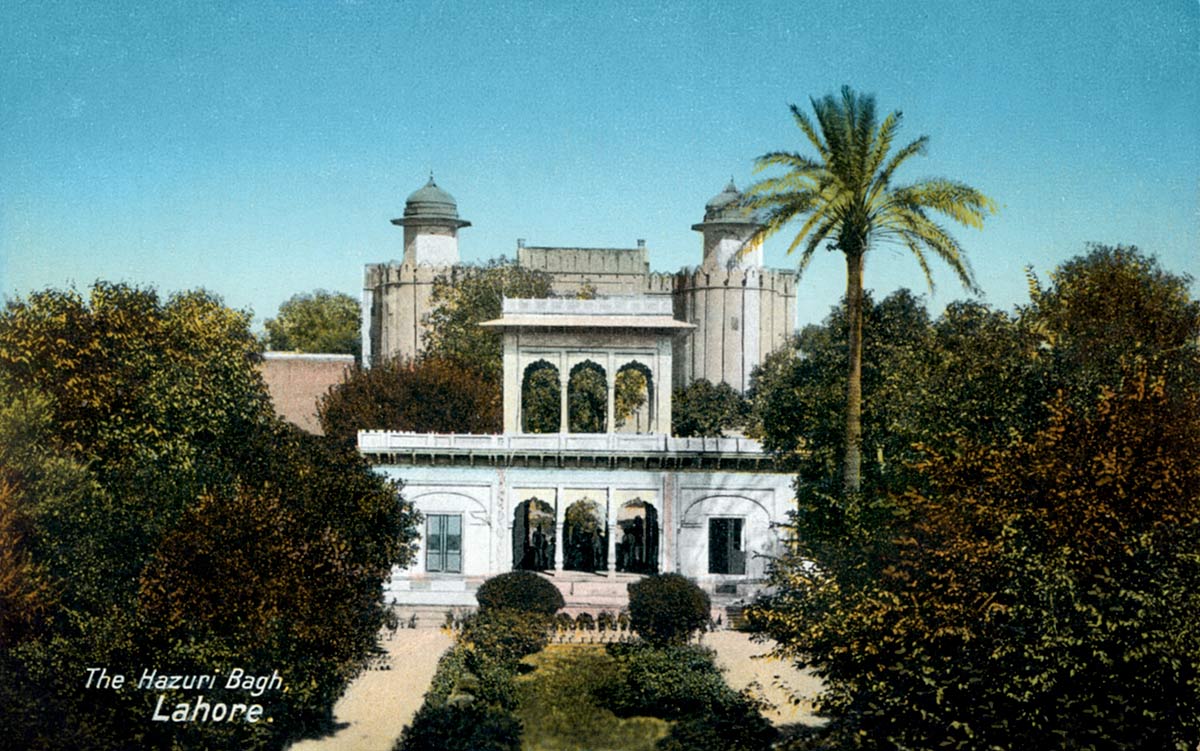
<box><xmin>363</xmin><ymin>176</ymin><xmax>471</xmax><ymax>366</ymax></box>
<box><xmin>691</xmin><ymin>179</ymin><xmax>762</xmax><ymax>271</ymax></box>
<box><xmin>672</xmin><ymin>180</ymin><xmax>795</xmax><ymax>393</ymax></box>
<box><xmin>392</xmin><ymin>175</ymin><xmax>471</xmax><ymax>267</ymax></box>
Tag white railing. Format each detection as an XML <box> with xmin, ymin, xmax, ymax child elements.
<box><xmin>357</xmin><ymin>431</ymin><xmax>765</xmax><ymax>456</ymax></box>
<box><xmin>502</xmin><ymin>296</ymin><xmax>672</xmax><ymax>317</ymax></box>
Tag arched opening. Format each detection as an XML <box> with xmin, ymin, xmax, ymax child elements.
<box><xmin>616</xmin><ymin>499</ymin><xmax>659</xmax><ymax>574</ymax></box>
<box><xmin>614</xmin><ymin>361</ymin><xmax>653</xmax><ymax>434</ymax></box>
<box><xmin>512</xmin><ymin>498</ymin><xmax>556</xmax><ymax>571</ymax></box>
<box><xmin>568</xmin><ymin>360</ymin><xmax>607</xmax><ymax>433</ymax></box>
<box><xmin>521</xmin><ymin>360</ymin><xmax>561</xmax><ymax>433</ymax></box>
<box><xmin>563</xmin><ymin>499</ymin><xmax>607</xmax><ymax>573</ymax></box>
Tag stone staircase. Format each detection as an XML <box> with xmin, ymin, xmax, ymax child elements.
<box><xmin>541</xmin><ymin>570</ymin><xmax>643</xmax><ymax>615</ymax></box>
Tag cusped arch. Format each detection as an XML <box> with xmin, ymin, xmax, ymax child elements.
<box><xmin>616</xmin><ymin>498</ymin><xmax>659</xmax><ymax>574</ymax></box>
<box><xmin>567</xmin><ymin>360</ymin><xmax>607</xmax><ymax>433</ymax></box>
<box><xmin>521</xmin><ymin>359</ymin><xmax>561</xmax><ymax>433</ymax></box>
<box><xmin>614</xmin><ymin>360</ymin><xmax>653</xmax><ymax>433</ymax></box>
<box><xmin>563</xmin><ymin>499</ymin><xmax>607</xmax><ymax>572</ymax></box>
<box><xmin>512</xmin><ymin>497</ymin><xmax>556</xmax><ymax>571</ymax></box>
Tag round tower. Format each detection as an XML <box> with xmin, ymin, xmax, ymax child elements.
<box><xmin>691</xmin><ymin>179</ymin><xmax>762</xmax><ymax>270</ymax></box>
<box><xmin>391</xmin><ymin>175</ymin><xmax>471</xmax><ymax>267</ymax></box>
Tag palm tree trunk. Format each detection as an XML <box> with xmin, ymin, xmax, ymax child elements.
<box><xmin>843</xmin><ymin>251</ymin><xmax>864</xmax><ymax>493</ymax></box>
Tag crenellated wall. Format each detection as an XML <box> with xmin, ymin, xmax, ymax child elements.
<box><xmin>518</xmin><ymin>244</ymin><xmax>650</xmax><ymax>296</ymax></box>
<box><xmin>363</xmin><ymin>261</ymin><xmax>458</xmax><ymax>365</ymax></box>
<box><xmin>670</xmin><ymin>267</ymin><xmax>796</xmax><ymax>392</ymax></box>
<box><xmin>363</xmin><ymin>258</ymin><xmax>796</xmax><ymax>389</ymax></box>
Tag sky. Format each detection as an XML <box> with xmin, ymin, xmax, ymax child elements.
<box><xmin>2</xmin><ymin>0</ymin><xmax>1197</xmax><ymax>331</ymax></box>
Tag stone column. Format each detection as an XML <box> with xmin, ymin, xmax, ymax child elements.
<box><xmin>553</xmin><ymin>487</ymin><xmax>564</xmax><ymax>572</ymax></box>
<box><xmin>559</xmin><ymin>354</ymin><xmax>569</xmax><ymax>433</ymax></box>
<box><xmin>606</xmin><ymin>486</ymin><xmax>617</xmax><ymax>577</ymax></box>
<box><xmin>605</xmin><ymin>377</ymin><xmax>616</xmax><ymax>433</ymax></box>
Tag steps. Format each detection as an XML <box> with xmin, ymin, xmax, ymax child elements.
<box><xmin>542</xmin><ymin>571</ymin><xmax>641</xmax><ymax>615</ymax></box>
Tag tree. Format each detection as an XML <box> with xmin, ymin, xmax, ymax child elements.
<box><xmin>423</xmin><ymin>259</ymin><xmax>554</xmax><ymax>381</ymax></box>
<box><xmin>0</xmin><ymin>282</ymin><xmax>419</xmax><ymax>750</ymax></box>
<box><xmin>614</xmin><ymin>367</ymin><xmax>649</xmax><ymax>430</ymax></box>
<box><xmin>264</xmin><ymin>290</ymin><xmax>361</xmax><ymax>359</ymax></box>
<box><xmin>319</xmin><ymin>356</ymin><xmax>502</xmax><ymax>444</ymax></box>
<box><xmin>567</xmin><ymin>362</ymin><xmax>607</xmax><ymax>433</ymax></box>
<box><xmin>745</xmin><ymin>86</ymin><xmax>995</xmax><ymax>492</ymax></box>
<box><xmin>672</xmin><ymin>379</ymin><xmax>749</xmax><ymax>438</ymax></box>
<box><xmin>747</xmin><ymin>249</ymin><xmax>1200</xmax><ymax>750</ymax></box>
<box><xmin>0</xmin><ymin>376</ymin><xmax>94</xmax><ymax>649</ymax></box>
<box><xmin>521</xmin><ymin>363</ymin><xmax>561</xmax><ymax>433</ymax></box>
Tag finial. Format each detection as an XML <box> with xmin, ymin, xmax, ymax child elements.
<box><xmin>427</xmin><ymin>171</ymin><xmax>436</xmax><ymax>186</ymax></box>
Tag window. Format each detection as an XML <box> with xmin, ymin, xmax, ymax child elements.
<box><xmin>426</xmin><ymin>514</ymin><xmax>462</xmax><ymax>573</ymax></box>
<box><xmin>708</xmin><ymin>517</ymin><xmax>745</xmax><ymax>575</ymax></box>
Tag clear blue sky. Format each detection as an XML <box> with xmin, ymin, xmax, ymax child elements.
<box><xmin>3</xmin><ymin>1</ymin><xmax>1197</xmax><ymax>330</ymax></box>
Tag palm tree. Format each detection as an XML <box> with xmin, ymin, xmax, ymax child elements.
<box><xmin>745</xmin><ymin>86</ymin><xmax>995</xmax><ymax>493</ymax></box>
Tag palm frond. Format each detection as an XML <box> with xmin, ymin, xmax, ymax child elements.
<box><xmin>789</xmin><ymin>103</ymin><xmax>828</xmax><ymax>161</ymax></box>
<box><xmin>750</xmin><ymin>89</ymin><xmax>993</xmax><ymax>295</ymax></box>
<box><xmin>866</xmin><ymin>110</ymin><xmax>902</xmax><ymax>182</ymax></box>
<box><xmin>893</xmin><ymin>179</ymin><xmax>996</xmax><ymax>229</ymax></box>
<box><xmin>884</xmin><ymin>205</ymin><xmax>979</xmax><ymax>292</ymax></box>
<box><xmin>875</xmin><ymin>135</ymin><xmax>928</xmax><ymax>194</ymax></box>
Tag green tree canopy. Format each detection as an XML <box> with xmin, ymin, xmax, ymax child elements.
<box><xmin>747</xmin><ymin>247</ymin><xmax>1200</xmax><ymax>750</ymax></box>
<box><xmin>319</xmin><ymin>356</ymin><xmax>502</xmax><ymax>444</ymax></box>
<box><xmin>264</xmin><ymin>289</ymin><xmax>361</xmax><ymax>359</ymax></box>
<box><xmin>0</xmin><ymin>282</ymin><xmax>418</xmax><ymax>750</ymax></box>
<box><xmin>745</xmin><ymin>86</ymin><xmax>995</xmax><ymax>491</ymax></box>
<box><xmin>423</xmin><ymin>258</ymin><xmax>554</xmax><ymax>381</ymax></box>
<box><xmin>672</xmin><ymin>379</ymin><xmax>750</xmax><ymax>438</ymax></box>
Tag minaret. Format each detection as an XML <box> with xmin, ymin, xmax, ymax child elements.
<box><xmin>674</xmin><ymin>180</ymin><xmax>779</xmax><ymax>393</ymax></box>
<box><xmin>363</xmin><ymin>176</ymin><xmax>471</xmax><ymax>366</ymax></box>
<box><xmin>391</xmin><ymin>174</ymin><xmax>471</xmax><ymax>267</ymax></box>
<box><xmin>690</xmin><ymin>179</ymin><xmax>762</xmax><ymax>270</ymax></box>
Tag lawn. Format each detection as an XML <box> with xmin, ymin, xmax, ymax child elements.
<box><xmin>514</xmin><ymin>645</ymin><xmax>670</xmax><ymax>751</ymax></box>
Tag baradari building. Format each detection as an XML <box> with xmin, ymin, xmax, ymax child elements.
<box><xmin>358</xmin><ymin>178</ymin><xmax>799</xmax><ymax>618</ymax></box>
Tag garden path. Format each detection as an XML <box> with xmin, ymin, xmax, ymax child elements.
<box><xmin>704</xmin><ymin>631</ymin><xmax>825</xmax><ymax>727</ymax></box>
<box><xmin>288</xmin><ymin>628</ymin><xmax>820</xmax><ymax>751</ymax></box>
<box><xmin>288</xmin><ymin>627</ymin><xmax>453</xmax><ymax>751</ymax></box>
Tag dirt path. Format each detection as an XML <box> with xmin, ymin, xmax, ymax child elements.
<box><xmin>703</xmin><ymin>631</ymin><xmax>824</xmax><ymax>727</ymax></box>
<box><xmin>288</xmin><ymin>628</ymin><xmax>453</xmax><ymax>751</ymax></box>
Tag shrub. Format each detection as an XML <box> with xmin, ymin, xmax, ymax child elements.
<box><xmin>394</xmin><ymin>701</ymin><xmax>522</xmax><ymax>751</ymax></box>
<box><xmin>460</xmin><ymin>608</ymin><xmax>551</xmax><ymax>668</ymax></box>
<box><xmin>627</xmin><ymin>574</ymin><xmax>710</xmax><ymax>646</ymax></box>
<box><xmin>575</xmin><ymin>612</ymin><xmax>595</xmax><ymax>631</ymax></box>
<box><xmin>475</xmin><ymin>571</ymin><xmax>564</xmax><ymax>615</ymax></box>
<box><xmin>597</xmin><ymin>642</ymin><xmax>777</xmax><ymax>750</ymax></box>
<box><xmin>657</xmin><ymin>697</ymin><xmax>776</xmax><ymax>751</ymax></box>
<box><xmin>554</xmin><ymin>612</ymin><xmax>574</xmax><ymax>631</ymax></box>
<box><xmin>602</xmin><ymin>643</ymin><xmax>729</xmax><ymax>719</ymax></box>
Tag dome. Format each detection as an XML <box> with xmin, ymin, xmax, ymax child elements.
<box><xmin>392</xmin><ymin>175</ymin><xmax>470</xmax><ymax>228</ymax></box>
<box><xmin>697</xmin><ymin>179</ymin><xmax>756</xmax><ymax>225</ymax></box>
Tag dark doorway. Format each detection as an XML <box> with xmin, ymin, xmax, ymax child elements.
<box><xmin>708</xmin><ymin>517</ymin><xmax>745</xmax><ymax>575</ymax></box>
